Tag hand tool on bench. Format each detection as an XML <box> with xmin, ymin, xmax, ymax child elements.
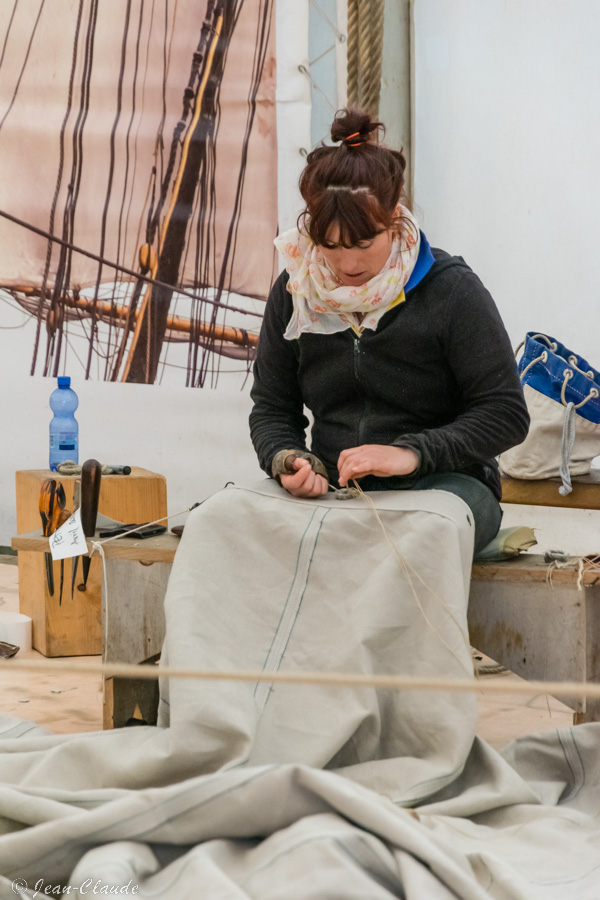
<box><xmin>70</xmin><ymin>480</ymin><xmax>80</xmax><ymax>600</ymax></box>
<box><xmin>39</xmin><ymin>480</ymin><xmax>69</xmax><ymax>599</ymax></box>
<box><xmin>55</xmin><ymin>503</ymin><xmax>70</xmax><ymax>605</ymax></box>
<box><xmin>97</xmin><ymin>523</ymin><xmax>167</xmax><ymax>539</ymax></box>
<box><xmin>39</xmin><ymin>479</ymin><xmax>57</xmax><ymax>596</ymax></box>
<box><xmin>71</xmin><ymin>555</ymin><xmax>79</xmax><ymax>601</ymax></box>
<box><xmin>0</xmin><ymin>641</ymin><xmax>20</xmax><ymax>659</ymax></box>
<box><xmin>51</xmin><ymin>482</ymin><xmax>68</xmax><ymax>604</ymax></box>
<box><xmin>78</xmin><ymin>458</ymin><xmax>102</xmax><ymax>592</ymax></box>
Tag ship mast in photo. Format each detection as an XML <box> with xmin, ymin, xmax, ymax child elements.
<box><xmin>0</xmin><ymin>0</ymin><xmax>277</xmax><ymax>386</ymax></box>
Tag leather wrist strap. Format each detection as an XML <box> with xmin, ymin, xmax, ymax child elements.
<box><xmin>271</xmin><ymin>449</ymin><xmax>329</xmax><ymax>483</ymax></box>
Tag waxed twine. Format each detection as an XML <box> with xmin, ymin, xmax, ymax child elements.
<box><xmin>332</xmin><ymin>480</ymin><xmax>474</xmax><ymax>674</ymax></box>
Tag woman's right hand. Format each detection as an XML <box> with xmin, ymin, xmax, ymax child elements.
<box><xmin>280</xmin><ymin>457</ymin><xmax>329</xmax><ymax>498</ymax></box>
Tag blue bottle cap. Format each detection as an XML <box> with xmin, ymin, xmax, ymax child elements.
<box><xmin>57</xmin><ymin>376</ymin><xmax>71</xmax><ymax>388</ymax></box>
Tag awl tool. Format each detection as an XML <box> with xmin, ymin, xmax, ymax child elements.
<box><xmin>39</xmin><ymin>479</ymin><xmax>55</xmax><ymax>596</ymax></box>
<box><xmin>39</xmin><ymin>479</ymin><xmax>68</xmax><ymax>599</ymax></box>
<box><xmin>55</xmin><ymin>505</ymin><xmax>70</xmax><ymax>604</ymax></box>
<box><xmin>78</xmin><ymin>458</ymin><xmax>102</xmax><ymax>592</ymax></box>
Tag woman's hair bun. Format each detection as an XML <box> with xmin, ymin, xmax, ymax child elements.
<box><xmin>298</xmin><ymin>107</ymin><xmax>408</xmax><ymax>247</ymax></box>
<box><xmin>330</xmin><ymin>107</ymin><xmax>382</xmax><ymax>146</ymax></box>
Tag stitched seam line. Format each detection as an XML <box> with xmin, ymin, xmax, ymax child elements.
<box><xmin>254</xmin><ymin>507</ymin><xmax>329</xmax><ymax>711</ymax></box>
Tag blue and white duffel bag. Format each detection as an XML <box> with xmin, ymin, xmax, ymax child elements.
<box><xmin>499</xmin><ymin>332</ymin><xmax>600</xmax><ymax>495</ymax></box>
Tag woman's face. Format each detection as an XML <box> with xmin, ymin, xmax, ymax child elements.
<box><xmin>318</xmin><ymin>225</ymin><xmax>394</xmax><ymax>287</ymax></box>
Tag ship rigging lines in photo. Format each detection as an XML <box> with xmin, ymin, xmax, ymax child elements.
<box><xmin>0</xmin><ymin>0</ymin><xmax>277</xmax><ymax>386</ymax></box>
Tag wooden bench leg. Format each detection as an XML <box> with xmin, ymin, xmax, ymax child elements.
<box><xmin>579</xmin><ymin>585</ymin><xmax>600</xmax><ymax>724</ymax></box>
<box><xmin>101</xmin><ymin>558</ymin><xmax>171</xmax><ymax>729</ymax></box>
<box><xmin>103</xmin><ymin>673</ymin><xmax>160</xmax><ymax>728</ymax></box>
<box><xmin>573</xmin><ymin>701</ymin><xmax>600</xmax><ymax>724</ymax></box>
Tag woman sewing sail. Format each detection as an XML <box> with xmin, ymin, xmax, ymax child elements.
<box><xmin>250</xmin><ymin>109</ymin><xmax>529</xmax><ymax>554</ymax></box>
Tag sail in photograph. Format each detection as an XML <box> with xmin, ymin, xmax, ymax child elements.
<box><xmin>0</xmin><ymin>0</ymin><xmax>277</xmax><ymax>385</ymax></box>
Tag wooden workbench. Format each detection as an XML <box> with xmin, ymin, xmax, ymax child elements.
<box><xmin>14</xmin><ymin>467</ymin><xmax>167</xmax><ymax>656</ymax></box>
<box><xmin>12</xmin><ymin>530</ymin><xmax>178</xmax><ymax>729</ymax></box>
<box><xmin>470</xmin><ymin>554</ymin><xmax>600</xmax><ymax>723</ymax></box>
<box><xmin>13</xmin><ymin>528</ymin><xmax>600</xmax><ymax>727</ymax></box>
<box><xmin>501</xmin><ymin>470</ymin><xmax>600</xmax><ymax>509</ymax></box>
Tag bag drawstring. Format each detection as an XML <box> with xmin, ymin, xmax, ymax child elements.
<box><xmin>518</xmin><ymin>350</ymin><xmax>548</xmax><ymax>380</ymax></box>
<box><xmin>567</xmin><ymin>354</ymin><xmax>595</xmax><ymax>381</ymax></box>
<box><xmin>559</xmin><ymin>401</ymin><xmax>577</xmax><ymax>495</ymax></box>
<box><xmin>558</xmin><ymin>368</ymin><xmax>599</xmax><ymax>495</ymax></box>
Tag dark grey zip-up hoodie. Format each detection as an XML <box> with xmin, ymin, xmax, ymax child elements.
<box><xmin>249</xmin><ymin>248</ymin><xmax>529</xmax><ymax>500</ymax></box>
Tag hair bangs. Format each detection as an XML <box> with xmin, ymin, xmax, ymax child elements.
<box><xmin>303</xmin><ymin>190</ymin><xmax>391</xmax><ymax>248</ymax></box>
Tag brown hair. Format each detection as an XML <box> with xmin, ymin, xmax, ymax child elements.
<box><xmin>298</xmin><ymin>108</ymin><xmax>410</xmax><ymax>248</ymax></box>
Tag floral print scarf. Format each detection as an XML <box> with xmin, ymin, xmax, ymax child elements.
<box><xmin>274</xmin><ymin>205</ymin><xmax>420</xmax><ymax>339</ymax></box>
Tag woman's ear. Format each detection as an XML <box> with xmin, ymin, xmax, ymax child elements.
<box><xmin>390</xmin><ymin>202</ymin><xmax>402</xmax><ymax>232</ymax></box>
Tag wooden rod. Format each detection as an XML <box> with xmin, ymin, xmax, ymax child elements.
<box><xmin>1</xmin><ymin>657</ymin><xmax>600</xmax><ymax>700</ymax></box>
<box><xmin>6</xmin><ymin>286</ymin><xmax>258</xmax><ymax>348</ymax></box>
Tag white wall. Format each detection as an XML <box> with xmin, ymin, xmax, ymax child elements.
<box><xmin>413</xmin><ymin>0</ymin><xmax>600</xmax><ymax>361</ymax></box>
<box><xmin>0</xmin><ymin>341</ymin><xmax>264</xmax><ymax>543</ymax></box>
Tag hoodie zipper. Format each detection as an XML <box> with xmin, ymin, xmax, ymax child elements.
<box><xmin>353</xmin><ymin>334</ymin><xmax>367</xmax><ymax>444</ymax></box>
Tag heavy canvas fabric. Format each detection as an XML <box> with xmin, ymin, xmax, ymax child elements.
<box><xmin>0</xmin><ymin>482</ymin><xmax>599</xmax><ymax>898</ymax></box>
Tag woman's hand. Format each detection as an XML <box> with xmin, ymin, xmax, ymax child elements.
<box><xmin>337</xmin><ymin>445</ymin><xmax>419</xmax><ymax>486</ymax></box>
<box><xmin>280</xmin><ymin>457</ymin><xmax>329</xmax><ymax>498</ymax></box>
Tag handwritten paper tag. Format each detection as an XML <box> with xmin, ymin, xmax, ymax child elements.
<box><xmin>49</xmin><ymin>508</ymin><xmax>88</xmax><ymax>561</ymax></box>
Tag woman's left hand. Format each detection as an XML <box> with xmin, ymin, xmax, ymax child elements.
<box><xmin>337</xmin><ymin>444</ymin><xmax>419</xmax><ymax>486</ymax></box>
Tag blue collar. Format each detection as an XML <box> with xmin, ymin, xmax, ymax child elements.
<box><xmin>405</xmin><ymin>231</ymin><xmax>435</xmax><ymax>293</ymax></box>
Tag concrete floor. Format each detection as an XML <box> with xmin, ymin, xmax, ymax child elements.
<box><xmin>0</xmin><ymin>558</ymin><xmax>574</xmax><ymax>746</ymax></box>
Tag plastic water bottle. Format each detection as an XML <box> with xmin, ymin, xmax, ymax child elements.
<box><xmin>49</xmin><ymin>376</ymin><xmax>79</xmax><ymax>471</ymax></box>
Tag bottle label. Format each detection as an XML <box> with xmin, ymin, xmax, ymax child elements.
<box><xmin>50</xmin><ymin>433</ymin><xmax>78</xmax><ymax>451</ymax></box>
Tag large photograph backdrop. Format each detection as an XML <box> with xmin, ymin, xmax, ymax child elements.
<box><xmin>0</xmin><ymin>0</ymin><xmax>277</xmax><ymax>385</ymax></box>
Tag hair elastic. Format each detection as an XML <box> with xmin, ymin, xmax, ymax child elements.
<box><xmin>343</xmin><ymin>131</ymin><xmax>362</xmax><ymax>147</ymax></box>
<box><xmin>325</xmin><ymin>185</ymin><xmax>370</xmax><ymax>193</ymax></box>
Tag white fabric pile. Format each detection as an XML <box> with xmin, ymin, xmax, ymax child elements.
<box><xmin>0</xmin><ymin>482</ymin><xmax>598</xmax><ymax>898</ymax></box>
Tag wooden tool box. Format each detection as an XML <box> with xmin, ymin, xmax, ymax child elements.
<box><xmin>14</xmin><ymin>467</ymin><xmax>167</xmax><ymax>657</ymax></box>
